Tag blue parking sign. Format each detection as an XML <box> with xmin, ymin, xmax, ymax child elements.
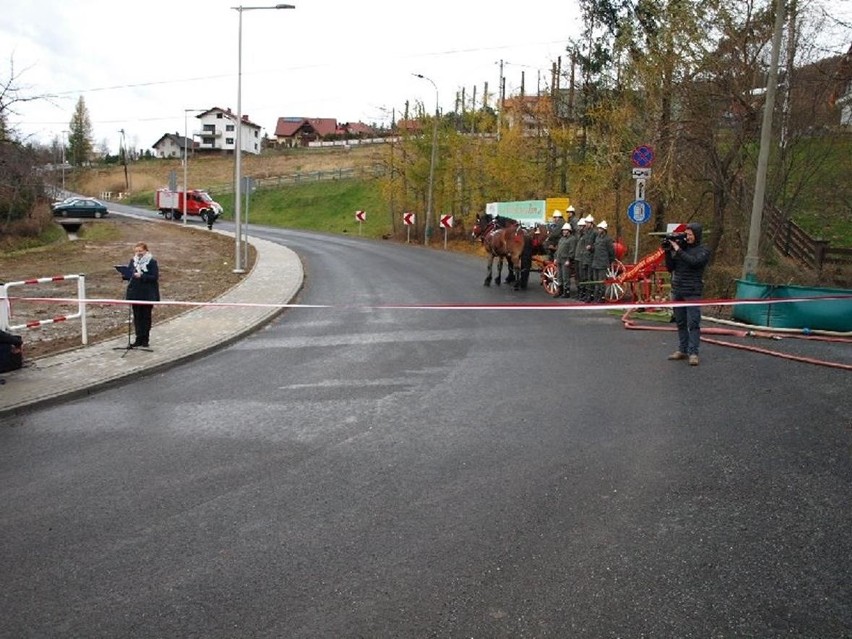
<box><xmin>627</xmin><ymin>200</ymin><xmax>652</xmax><ymax>224</ymax></box>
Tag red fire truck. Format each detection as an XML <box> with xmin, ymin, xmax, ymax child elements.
<box><xmin>155</xmin><ymin>189</ymin><xmax>223</xmax><ymax>224</ymax></box>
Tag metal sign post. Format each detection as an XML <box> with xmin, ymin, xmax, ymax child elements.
<box><xmin>629</xmin><ymin>145</ymin><xmax>655</xmax><ymax>262</ymax></box>
<box><xmin>439</xmin><ymin>214</ymin><xmax>453</xmax><ymax>249</ymax></box>
<box><xmin>627</xmin><ymin>200</ymin><xmax>652</xmax><ymax>261</ymax></box>
<box><xmin>403</xmin><ymin>212</ymin><xmax>415</xmax><ymax>243</ymax></box>
<box><xmin>242</xmin><ymin>176</ymin><xmax>254</xmax><ymax>267</ymax></box>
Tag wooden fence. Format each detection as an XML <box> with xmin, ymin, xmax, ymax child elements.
<box><xmin>765</xmin><ymin>206</ymin><xmax>852</xmax><ymax>270</ymax></box>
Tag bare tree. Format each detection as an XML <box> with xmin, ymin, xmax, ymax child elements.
<box><xmin>0</xmin><ymin>56</ymin><xmax>43</xmax><ymax>225</ymax></box>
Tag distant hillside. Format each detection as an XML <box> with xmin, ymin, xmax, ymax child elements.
<box><xmin>75</xmin><ymin>145</ymin><xmax>384</xmax><ymax>197</ymax></box>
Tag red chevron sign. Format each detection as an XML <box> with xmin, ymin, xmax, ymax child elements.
<box><xmin>403</xmin><ymin>212</ymin><xmax>415</xmax><ymax>225</ymax></box>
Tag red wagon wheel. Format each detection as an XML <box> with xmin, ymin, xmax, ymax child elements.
<box><xmin>540</xmin><ymin>261</ymin><xmax>561</xmax><ymax>297</ymax></box>
<box><xmin>605</xmin><ymin>260</ymin><xmax>627</xmax><ymax>302</ymax></box>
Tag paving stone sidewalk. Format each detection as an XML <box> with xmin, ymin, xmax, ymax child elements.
<box><xmin>0</xmin><ymin>235</ymin><xmax>303</xmax><ymax>417</ymax></box>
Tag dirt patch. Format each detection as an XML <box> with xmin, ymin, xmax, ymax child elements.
<box><xmin>1</xmin><ymin>218</ymin><xmax>255</xmax><ymax>360</ymax></box>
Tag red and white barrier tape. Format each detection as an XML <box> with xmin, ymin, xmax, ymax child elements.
<box><xmin>4</xmin><ymin>294</ymin><xmax>852</xmax><ymax>313</ymax></box>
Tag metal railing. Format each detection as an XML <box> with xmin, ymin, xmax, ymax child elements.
<box><xmin>1</xmin><ymin>274</ymin><xmax>89</xmax><ymax>345</ymax></box>
<box><xmin>765</xmin><ymin>206</ymin><xmax>852</xmax><ymax>270</ymax></box>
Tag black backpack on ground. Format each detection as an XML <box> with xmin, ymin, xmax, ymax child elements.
<box><xmin>0</xmin><ymin>329</ymin><xmax>23</xmax><ymax>373</ymax></box>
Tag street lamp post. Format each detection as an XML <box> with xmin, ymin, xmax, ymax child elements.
<box><xmin>183</xmin><ymin>108</ymin><xmax>205</xmax><ymax>225</ymax></box>
<box><xmin>232</xmin><ymin>3</ymin><xmax>295</xmax><ymax>273</ymax></box>
<box><xmin>413</xmin><ymin>73</ymin><xmax>438</xmax><ymax>245</ymax></box>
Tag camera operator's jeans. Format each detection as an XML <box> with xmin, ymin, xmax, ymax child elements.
<box><xmin>673</xmin><ymin>294</ymin><xmax>701</xmax><ymax>355</ymax></box>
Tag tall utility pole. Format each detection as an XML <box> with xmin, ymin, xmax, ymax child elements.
<box><xmin>118</xmin><ymin>128</ymin><xmax>130</xmax><ymax>191</ymax></box>
<box><xmin>413</xmin><ymin>73</ymin><xmax>439</xmax><ymax>245</ymax></box>
<box><xmin>470</xmin><ymin>85</ymin><xmax>477</xmax><ymax>134</ymax></box>
<box><xmin>743</xmin><ymin>0</ymin><xmax>786</xmax><ymax>280</ymax></box>
<box><xmin>497</xmin><ymin>60</ymin><xmax>504</xmax><ymax>140</ymax></box>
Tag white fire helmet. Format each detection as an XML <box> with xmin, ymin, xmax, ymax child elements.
<box><xmin>597</xmin><ymin>220</ymin><xmax>608</xmax><ymax>229</ymax></box>
<box><xmin>561</xmin><ymin>223</ymin><xmax>572</xmax><ymax>231</ymax></box>
<box><xmin>584</xmin><ymin>215</ymin><xmax>595</xmax><ymax>224</ymax></box>
<box><xmin>552</xmin><ymin>210</ymin><xmax>563</xmax><ymax>218</ymax></box>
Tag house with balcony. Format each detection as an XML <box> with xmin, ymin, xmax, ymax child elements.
<box><xmin>195</xmin><ymin>107</ymin><xmax>262</xmax><ymax>155</ymax></box>
<box><xmin>151</xmin><ymin>107</ymin><xmax>263</xmax><ymax>157</ymax></box>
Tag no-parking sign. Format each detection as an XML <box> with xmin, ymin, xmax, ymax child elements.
<box><xmin>630</xmin><ymin>145</ymin><xmax>655</xmax><ymax>168</ymax></box>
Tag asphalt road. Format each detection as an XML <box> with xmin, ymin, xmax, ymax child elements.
<box><xmin>1</xmin><ymin>226</ymin><xmax>850</xmax><ymax>638</ymax></box>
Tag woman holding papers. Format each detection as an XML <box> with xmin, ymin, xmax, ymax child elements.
<box><xmin>123</xmin><ymin>242</ymin><xmax>160</xmax><ymax>348</ymax></box>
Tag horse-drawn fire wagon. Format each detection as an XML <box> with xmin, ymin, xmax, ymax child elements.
<box><xmin>472</xmin><ymin>213</ymin><xmax>675</xmax><ymax>303</ymax></box>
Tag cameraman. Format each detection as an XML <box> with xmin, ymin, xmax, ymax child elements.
<box><xmin>664</xmin><ymin>223</ymin><xmax>711</xmax><ymax>366</ymax></box>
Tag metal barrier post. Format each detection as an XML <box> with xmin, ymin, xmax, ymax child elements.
<box><xmin>0</xmin><ymin>284</ymin><xmax>9</xmax><ymax>330</ymax></box>
<box><xmin>3</xmin><ymin>274</ymin><xmax>88</xmax><ymax>347</ymax></box>
<box><xmin>78</xmin><ymin>275</ymin><xmax>88</xmax><ymax>345</ymax></box>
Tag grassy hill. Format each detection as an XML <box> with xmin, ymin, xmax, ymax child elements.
<box><xmin>72</xmin><ymin>146</ymin><xmax>395</xmax><ymax>240</ymax></box>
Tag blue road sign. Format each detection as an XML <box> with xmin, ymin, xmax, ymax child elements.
<box><xmin>627</xmin><ymin>200</ymin><xmax>652</xmax><ymax>224</ymax></box>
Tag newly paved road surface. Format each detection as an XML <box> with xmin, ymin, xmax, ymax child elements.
<box><xmin>1</xmin><ymin>225</ymin><xmax>850</xmax><ymax>638</ymax></box>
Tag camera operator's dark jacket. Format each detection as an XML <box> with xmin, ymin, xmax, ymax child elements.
<box><xmin>665</xmin><ymin>223</ymin><xmax>710</xmax><ymax>296</ymax></box>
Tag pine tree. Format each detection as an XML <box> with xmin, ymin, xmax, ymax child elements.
<box><xmin>68</xmin><ymin>97</ymin><xmax>94</xmax><ymax>167</ymax></box>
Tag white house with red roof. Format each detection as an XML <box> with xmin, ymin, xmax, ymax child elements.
<box><xmin>273</xmin><ymin>117</ymin><xmax>376</xmax><ymax>147</ymax></box>
<box><xmin>154</xmin><ymin>111</ymin><xmax>376</xmax><ymax>154</ymax></box>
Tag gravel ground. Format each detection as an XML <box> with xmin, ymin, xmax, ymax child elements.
<box><xmin>1</xmin><ymin>219</ymin><xmax>254</xmax><ymax>360</ymax></box>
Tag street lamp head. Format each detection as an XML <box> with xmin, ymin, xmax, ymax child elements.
<box><xmin>275</xmin><ymin>3</ymin><xmax>296</xmax><ymax>7</ymax></box>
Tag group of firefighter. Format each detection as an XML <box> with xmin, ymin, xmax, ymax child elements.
<box><xmin>538</xmin><ymin>206</ymin><xmax>616</xmax><ymax>302</ymax></box>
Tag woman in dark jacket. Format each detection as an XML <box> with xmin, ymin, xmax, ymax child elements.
<box><xmin>664</xmin><ymin>223</ymin><xmax>711</xmax><ymax>365</ymax></box>
<box><xmin>125</xmin><ymin>242</ymin><xmax>160</xmax><ymax>348</ymax></box>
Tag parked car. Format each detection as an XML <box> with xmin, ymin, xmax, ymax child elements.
<box><xmin>52</xmin><ymin>197</ymin><xmax>109</xmax><ymax>218</ymax></box>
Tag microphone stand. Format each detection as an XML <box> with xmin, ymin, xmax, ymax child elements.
<box><xmin>113</xmin><ymin>266</ymin><xmax>152</xmax><ymax>357</ymax></box>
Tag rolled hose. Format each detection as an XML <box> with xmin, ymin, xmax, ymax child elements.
<box><xmin>621</xmin><ymin>308</ymin><xmax>852</xmax><ymax>370</ymax></box>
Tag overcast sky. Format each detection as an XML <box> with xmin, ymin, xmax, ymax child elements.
<box><xmin>4</xmin><ymin>1</ymin><xmax>850</xmax><ymax>156</ymax></box>
<box><xmin>3</xmin><ymin>0</ymin><xmax>585</xmax><ymax>154</ymax></box>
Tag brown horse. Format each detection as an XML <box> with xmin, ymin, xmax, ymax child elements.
<box><xmin>472</xmin><ymin>214</ymin><xmax>530</xmax><ymax>289</ymax></box>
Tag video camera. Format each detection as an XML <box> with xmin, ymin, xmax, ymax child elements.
<box><xmin>661</xmin><ymin>232</ymin><xmax>688</xmax><ymax>250</ymax></box>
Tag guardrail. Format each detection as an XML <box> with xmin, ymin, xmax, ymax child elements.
<box><xmin>0</xmin><ymin>274</ymin><xmax>89</xmax><ymax>345</ymax></box>
<box><xmin>765</xmin><ymin>206</ymin><xmax>852</xmax><ymax>271</ymax></box>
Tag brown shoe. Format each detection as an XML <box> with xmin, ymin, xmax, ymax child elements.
<box><xmin>668</xmin><ymin>351</ymin><xmax>687</xmax><ymax>361</ymax></box>
<box><xmin>688</xmin><ymin>355</ymin><xmax>699</xmax><ymax>366</ymax></box>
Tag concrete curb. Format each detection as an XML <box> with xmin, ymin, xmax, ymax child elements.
<box><xmin>0</xmin><ymin>235</ymin><xmax>303</xmax><ymax>417</ymax></box>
